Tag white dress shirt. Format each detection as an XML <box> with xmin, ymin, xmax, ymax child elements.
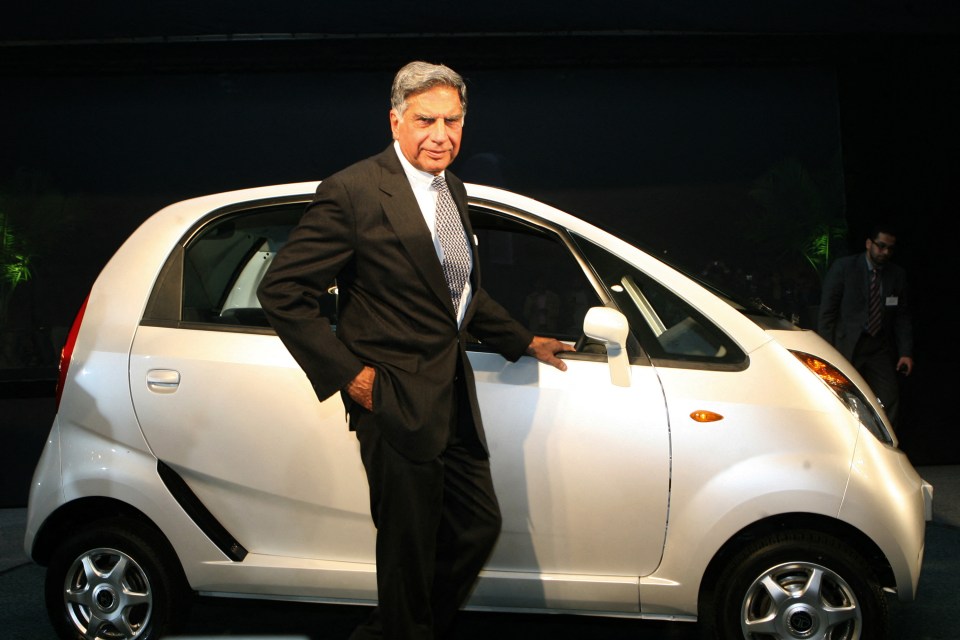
<box><xmin>393</xmin><ymin>141</ymin><xmax>473</xmax><ymax>325</ymax></box>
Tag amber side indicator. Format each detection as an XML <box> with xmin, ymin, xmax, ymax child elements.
<box><xmin>690</xmin><ymin>410</ymin><xmax>724</xmax><ymax>423</ymax></box>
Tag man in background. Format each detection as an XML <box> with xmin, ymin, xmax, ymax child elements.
<box><xmin>818</xmin><ymin>223</ymin><xmax>913</xmax><ymax>425</ymax></box>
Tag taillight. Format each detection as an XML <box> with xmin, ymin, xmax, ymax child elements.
<box><xmin>790</xmin><ymin>350</ymin><xmax>892</xmax><ymax>445</ymax></box>
<box><xmin>56</xmin><ymin>296</ymin><xmax>89</xmax><ymax>410</ymax></box>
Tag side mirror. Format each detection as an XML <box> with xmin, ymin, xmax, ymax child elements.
<box><xmin>583</xmin><ymin>307</ymin><xmax>631</xmax><ymax>387</ymax></box>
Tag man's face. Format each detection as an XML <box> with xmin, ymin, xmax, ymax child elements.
<box><xmin>390</xmin><ymin>85</ymin><xmax>464</xmax><ymax>175</ymax></box>
<box><xmin>866</xmin><ymin>231</ymin><xmax>896</xmax><ymax>266</ymax></box>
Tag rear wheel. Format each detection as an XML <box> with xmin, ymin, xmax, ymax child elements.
<box><xmin>703</xmin><ymin>530</ymin><xmax>888</xmax><ymax>640</ymax></box>
<box><xmin>45</xmin><ymin>517</ymin><xmax>191</xmax><ymax>640</ymax></box>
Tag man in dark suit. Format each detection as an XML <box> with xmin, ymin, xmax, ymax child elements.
<box><xmin>258</xmin><ymin>61</ymin><xmax>572</xmax><ymax>639</ymax></box>
<box><xmin>818</xmin><ymin>224</ymin><xmax>913</xmax><ymax>425</ymax></box>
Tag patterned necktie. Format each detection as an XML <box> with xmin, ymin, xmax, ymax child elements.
<box><xmin>867</xmin><ymin>267</ymin><xmax>882</xmax><ymax>336</ymax></box>
<box><xmin>432</xmin><ymin>175</ymin><xmax>471</xmax><ymax>313</ymax></box>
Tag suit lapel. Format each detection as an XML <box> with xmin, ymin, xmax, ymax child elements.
<box><xmin>375</xmin><ymin>149</ymin><xmax>458</xmax><ymax>317</ymax></box>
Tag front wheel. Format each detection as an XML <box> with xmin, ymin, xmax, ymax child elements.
<box><xmin>703</xmin><ymin>530</ymin><xmax>888</xmax><ymax>640</ymax></box>
<box><xmin>45</xmin><ymin>517</ymin><xmax>191</xmax><ymax>640</ymax></box>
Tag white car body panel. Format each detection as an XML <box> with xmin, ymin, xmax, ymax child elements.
<box><xmin>840</xmin><ymin>432</ymin><xmax>928</xmax><ymax>599</ymax></box>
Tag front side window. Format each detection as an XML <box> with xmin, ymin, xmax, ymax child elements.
<box><xmin>470</xmin><ymin>207</ymin><xmax>602</xmax><ymax>343</ymax></box>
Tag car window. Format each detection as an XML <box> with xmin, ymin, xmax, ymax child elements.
<box><xmin>575</xmin><ymin>234</ymin><xmax>745</xmax><ymax>366</ymax></box>
<box><xmin>470</xmin><ymin>207</ymin><xmax>602</xmax><ymax>343</ymax></box>
<box><xmin>180</xmin><ymin>203</ymin><xmax>311</xmax><ymax>328</ymax></box>
<box><xmin>157</xmin><ymin>202</ymin><xmax>602</xmax><ymax>339</ymax></box>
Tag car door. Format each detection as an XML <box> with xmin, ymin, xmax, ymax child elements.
<box><xmin>465</xmin><ymin>207</ymin><xmax>671</xmax><ymax>613</ymax></box>
<box><xmin>130</xmin><ymin>202</ymin><xmax>376</xmax><ymax>566</ymax></box>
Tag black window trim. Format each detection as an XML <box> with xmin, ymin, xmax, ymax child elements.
<box><xmin>141</xmin><ymin>194</ymin><xmax>313</xmax><ymax>330</ymax></box>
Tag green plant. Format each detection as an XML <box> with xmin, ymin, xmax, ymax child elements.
<box><xmin>802</xmin><ymin>222</ymin><xmax>846</xmax><ymax>282</ymax></box>
<box><xmin>0</xmin><ymin>211</ymin><xmax>33</xmax><ymax>327</ymax></box>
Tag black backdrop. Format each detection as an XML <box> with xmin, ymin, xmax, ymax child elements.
<box><xmin>2</xmin><ymin>7</ymin><xmax>958</xmax><ymax>507</ymax></box>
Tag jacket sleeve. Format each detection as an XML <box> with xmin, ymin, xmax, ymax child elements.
<box><xmin>467</xmin><ymin>287</ymin><xmax>534</xmax><ymax>362</ymax></box>
<box><xmin>257</xmin><ymin>178</ymin><xmax>365</xmax><ymax>400</ymax></box>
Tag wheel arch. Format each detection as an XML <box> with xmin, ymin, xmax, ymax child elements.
<box><xmin>30</xmin><ymin>496</ymin><xmax>173</xmax><ymax>567</ymax></box>
<box><xmin>697</xmin><ymin>512</ymin><xmax>895</xmax><ymax>607</ymax></box>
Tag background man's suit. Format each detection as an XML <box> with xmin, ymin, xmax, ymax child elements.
<box><xmin>258</xmin><ymin>145</ymin><xmax>534</xmax><ymax>637</ymax></box>
<box><xmin>818</xmin><ymin>252</ymin><xmax>912</xmax><ymax>422</ymax></box>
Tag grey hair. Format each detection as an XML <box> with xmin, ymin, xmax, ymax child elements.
<box><xmin>390</xmin><ymin>61</ymin><xmax>467</xmax><ymax>116</ymax></box>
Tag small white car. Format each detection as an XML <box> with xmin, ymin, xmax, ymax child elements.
<box><xmin>26</xmin><ymin>182</ymin><xmax>932</xmax><ymax>640</ymax></box>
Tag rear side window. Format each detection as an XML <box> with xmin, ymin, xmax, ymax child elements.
<box><xmin>181</xmin><ymin>206</ymin><xmax>303</xmax><ymax>327</ymax></box>
<box><xmin>142</xmin><ymin>202</ymin><xmax>311</xmax><ymax>330</ymax></box>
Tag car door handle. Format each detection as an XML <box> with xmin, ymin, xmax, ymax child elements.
<box><xmin>146</xmin><ymin>369</ymin><xmax>181</xmax><ymax>394</ymax></box>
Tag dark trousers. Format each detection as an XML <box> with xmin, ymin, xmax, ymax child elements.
<box><xmin>852</xmin><ymin>332</ymin><xmax>901</xmax><ymax>425</ymax></box>
<box><xmin>350</xmin><ymin>379</ymin><xmax>502</xmax><ymax>640</ymax></box>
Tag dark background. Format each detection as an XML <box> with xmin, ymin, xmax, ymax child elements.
<box><xmin>2</xmin><ymin>3</ymin><xmax>958</xmax><ymax>505</ymax></box>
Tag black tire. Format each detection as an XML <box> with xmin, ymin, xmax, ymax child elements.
<box><xmin>45</xmin><ymin>517</ymin><xmax>191</xmax><ymax>640</ymax></box>
<box><xmin>702</xmin><ymin>530</ymin><xmax>888</xmax><ymax>640</ymax></box>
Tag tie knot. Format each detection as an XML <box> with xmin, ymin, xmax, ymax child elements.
<box><xmin>432</xmin><ymin>175</ymin><xmax>447</xmax><ymax>191</ymax></box>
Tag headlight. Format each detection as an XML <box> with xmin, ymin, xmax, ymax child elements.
<box><xmin>790</xmin><ymin>350</ymin><xmax>892</xmax><ymax>445</ymax></box>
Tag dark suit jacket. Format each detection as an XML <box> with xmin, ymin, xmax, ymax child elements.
<box><xmin>258</xmin><ymin>146</ymin><xmax>533</xmax><ymax>461</ymax></box>
<box><xmin>817</xmin><ymin>252</ymin><xmax>913</xmax><ymax>362</ymax></box>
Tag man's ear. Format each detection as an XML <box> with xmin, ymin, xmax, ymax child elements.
<box><xmin>389</xmin><ymin>109</ymin><xmax>400</xmax><ymax>140</ymax></box>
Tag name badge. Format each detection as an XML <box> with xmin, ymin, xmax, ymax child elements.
<box><xmin>885</xmin><ymin>296</ymin><xmax>898</xmax><ymax>307</ymax></box>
